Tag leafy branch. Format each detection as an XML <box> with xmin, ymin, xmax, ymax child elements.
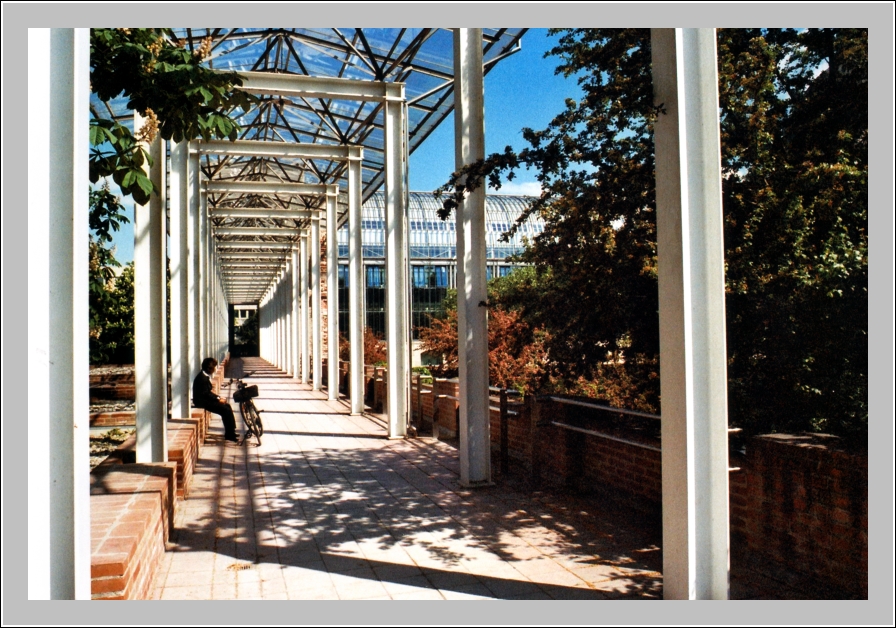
<box><xmin>89</xmin><ymin>28</ymin><xmax>259</xmax><ymax>205</ymax></box>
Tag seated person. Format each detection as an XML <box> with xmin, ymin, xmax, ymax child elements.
<box><xmin>192</xmin><ymin>357</ymin><xmax>238</xmax><ymax>442</ymax></box>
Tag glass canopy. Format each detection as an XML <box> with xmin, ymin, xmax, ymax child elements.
<box><xmin>90</xmin><ymin>28</ymin><xmax>528</xmax><ymax>304</ymax></box>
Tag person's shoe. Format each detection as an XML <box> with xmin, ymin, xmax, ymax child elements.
<box><xmin>224</xmin><ymin>435</ymin><xmax>239</xmax><ymax>443</ymax></box>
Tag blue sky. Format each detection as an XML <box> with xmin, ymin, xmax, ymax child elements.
<box><xmin>103</xmin><ymin>29</ymin><xmax>582</xmax><ymax>264</ymax></box>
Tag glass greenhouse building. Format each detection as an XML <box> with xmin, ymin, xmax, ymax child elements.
<box><xmin>335</xmin><ymin>192</ymin><xmax>544</xmax><ymax>338</ymax></box>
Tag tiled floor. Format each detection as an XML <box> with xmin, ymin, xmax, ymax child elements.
<box><xmin>152</xmin><ymin>357</ymin><xmax>848</xmax><ymax>601</ymax></box>
<box><xmin>150</xmin><ymin>358</ymin><xmax>666</xmax><ymax>601</ymax></box>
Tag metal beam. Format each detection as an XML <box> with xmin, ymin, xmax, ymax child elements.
<box><xmin>217</xmin><ymin>241</ymin><xmax>295</xmax><ymax>249</ymax></box>
<box><xmin>196</xmin><ymin>139</ymin><xmax>363</xmax><ymax>161</ymax></box>
<box><xmin>218</xmin><ymin>252</ymin><xmax>291</xmax><ymax>260</ymax></box>
<box><xmin>236</xmin><ymin>70</ymin><xmax>404</xmax><ymax>102</ymax></box>
<box><xmin>214</xmin><ymin>227</ymin><xmax>303</xmax><ymax>237</ymax></box>
<box><xmin>205</xmin><ymin>180</ymin><xmax>329</xmax><ymax>195</ymax></box>
<box><xmin>209</xmin><ymin>207</ymin><xmax>315</xmax><ymax>219</ymax></box>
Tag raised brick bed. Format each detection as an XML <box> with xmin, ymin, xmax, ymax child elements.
<box><xmin>90</xmin><ymin>462</ymin><xmax>176</xmax><ymax>600</ymax></box>
<box><xmin>89</xmin><ymin>412</ymin><xmax>209</xmax><ymax>599</ymax></box>
<box><xmin>167</xmin><ymin>419</ymin><xmax>201</xmax><ymax>500</ymax></box>
<box><xmin>90</xmin><ymin>411</ymin><xmax>137</xmax><ymax>427</ymax></box>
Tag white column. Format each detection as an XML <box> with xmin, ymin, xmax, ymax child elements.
<box><xmin>384</xmin><ymin>83</ymin><xmax>409</xmax><ymax>438</ymax></box>
<box><xmin>28</xmin><ymin>27</ymin><xmax>91</xmax><ymax>600</ymax></box>
<box><xmin>170</xmin><ymin>140</ymin><xmax>190</xmax><ymax>417</ymax></box>
<box><xmin>300</xmin><ymin>234</ymin><xmax>310</xmax><ymax>384</ymax></box>
<box><xmin>271</xmin><ymin>274</ymin><xmax>281</xmax><ymax>368</ymax></box>
<box><xmin>292</xmin><ymin>245</ymin><xmax>301</xmax><ymax>380</ymax></box>
<box><xmin>285</xmin><ymin>261</ymin><xmax>294</xmax><ymax>375</ymax></box>
<box><xmin>311</xmin><ymin>216</ymin><xmax>323</xmax><ymax>390</ymax></box>
<box><xmin>260</xmin><ymin>293</ymin><xmax>267</xmax><ymax>361</ymax></box>
<box><xmin>199</xmin><ymin>192</ymin><xmax>208</xmax><ymax>361</ymax></box>
<box><xmin>348</xmin><ymin>153</ymin><xmax>365</xmax><ymax>414</ymax></box>
<box><xmin>134</xmin><ymin>111</ymin><xmax>168</xmax><ymax>463</ymax></box>
<box><xmin>327</xmin><ymin>190</ymin><xmax>339</xmax><ymax>400</ymax></box>
<box><xmin>454</xmin><ymin>28</ymin><xmax>490</xmax><ymax>485</ymax></box>
<box><xmin>652</xmin><ymin>28</ymin><xmax>730</xmax><ymax>600</ymax></box>
<box><xmin>280</xmin><ymin>270</ymin><xmax>287</xmax><ymax>370</ymax></box>
<box><xmin>188</xmin><ymin>147</ymin><xmax>200</xmax><ymax>376</ymax></box>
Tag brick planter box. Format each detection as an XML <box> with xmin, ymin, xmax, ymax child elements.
<box><xmin>90</xmin><ymin>462</ymin><xmax>177</xmax><ymax>600</ymax></box>
<box><xmin>90</xmin><ymin>411</ymin><xmax>136</xmax><ymax>427</ymax></box>
<box><xmin>167</xmin><ymin>419</ymin><xmax>201</xmax><ymax>500</ymax></box>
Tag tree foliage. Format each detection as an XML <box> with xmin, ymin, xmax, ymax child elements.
<box><xmin>418</xmin><ymin>282</ymin><xmax>549</xmax><ymax>396</ymax></box>
<box><xmin>90</xmin><ymin>262</ymin><xmax>135</xmax><ymax>365</ymax></box>
<box><xmin>89</xmin><ymin>183</ymin><xmax>132</xmax><ymax>364</ymax></box>
<box><xmin>436</xmin><ymin>29</ymin><xmax>867</xmax><ymax>440</ymax></box>
<box><xmin>234</xmin><ymin>310</ymin><xmax>259</xmax><ymax>356</ymax></box>
<box><xmin>89</xmin><ymin>28</ymin><xmax>257</xmax><ymax>205</ymax></box>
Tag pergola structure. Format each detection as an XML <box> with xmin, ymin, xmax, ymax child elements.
<box><xmin>31</xmin><ymin>28</ymin><xmax>730</xmax><ymax>600</ymax></box>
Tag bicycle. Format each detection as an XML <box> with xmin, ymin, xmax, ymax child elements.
<box><xmin>231</xmin><ymin>379</ymin><xmax>263</xmax><ymax>446</ymax></box>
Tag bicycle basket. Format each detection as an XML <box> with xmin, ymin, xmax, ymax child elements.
<box><xmin>233</xmin><ymin>385</ymin><xmax>259</xmax><ymax>402</ymax></box>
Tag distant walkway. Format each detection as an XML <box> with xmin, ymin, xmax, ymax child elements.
<box><xmin>150</xmin><ymin>357</ymin><xmax>665</xmax><ymax>600</ymax></box>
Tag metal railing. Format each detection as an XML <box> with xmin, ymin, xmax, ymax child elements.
<box><xmin>542</xmin><ymin>395</ymin><xmax>742</xmax><ymax>471</ymax></box>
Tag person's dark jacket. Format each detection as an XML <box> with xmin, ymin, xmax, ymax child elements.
<box><xmin>192</xmin><ymin>371</ymin><xmax>218</xmax><ymax>409</ymax></box>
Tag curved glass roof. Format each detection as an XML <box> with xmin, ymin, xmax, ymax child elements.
<box><xmin>338</xmin><ymin>192</ymin><xmax>544</xmax><ymax>261</ymax></box>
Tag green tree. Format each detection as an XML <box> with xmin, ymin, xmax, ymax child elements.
<box><xmin>234</xmin><ymin>310</ymin><xmax>259</xmax><ymax>356</ymax></box>
<box><xmin>89</xmin><ymin>28</ymin><xmax>257</xmax><ymax>205</ymax></box>
<box><xmin>89</xmin><ymin>184</ymin><xmax>130</xmax><ymax>363</ymax></box>
<box><xmin>90</xmin><ymin>263</ymin><xmax>135</xmax><ymax>365</ymax></box>
<box><xmin>437</xmin><ymin>29</ymin><xmax>867</xmax><ymax>440</ymax></box>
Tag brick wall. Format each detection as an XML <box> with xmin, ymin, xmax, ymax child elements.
<box><xmin>730</xmin><ymin>434</ymin><xmax>867</xmax><ymax>597</ymax></box>
<box><xmin>409</xmin><ymin>379</ymin><xmax>460</xmax><ymax>438</ymax></box>
<box><xmin>509</xmin><ymin>397</ymin><xmax>867</xmax><ymax>597</ymax></box>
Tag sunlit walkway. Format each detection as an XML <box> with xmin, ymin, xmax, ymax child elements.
<box><xmin>147</xmin><ymin>357</ymin><xmax>665</xmax><ymax>600</ymax></box>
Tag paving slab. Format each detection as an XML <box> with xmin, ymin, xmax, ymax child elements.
<box><xmin>148</xmin><ymin>357</ymin><xmax>823</xmax><ymax>601</ymax></box>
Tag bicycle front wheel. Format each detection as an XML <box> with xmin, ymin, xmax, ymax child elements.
<box><xmin>246</xmin><ymin>403</ymin><xmax>262</xmax><ymax>446</ymax></box>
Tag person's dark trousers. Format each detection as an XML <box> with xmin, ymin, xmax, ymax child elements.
<box><xmin>203</xmin><ymin>399</ymin><xmax>238</xmax><ymax>441</ymax></box>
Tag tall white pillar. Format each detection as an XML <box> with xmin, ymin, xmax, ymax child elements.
<box><xmin>260</xmin><ymin>293</ymin><xmax>267</xmax><ymax>361</ymax></box>
<box><xmin>188</xmin><ymin>148</ymin><xmax>201</xmax><ymax>376</ymax></box>
<box><xmin>312</xmin><ymin>216</ymin><xmax>323</xmax><ymax>390</ymax></box>
<box><xmin>454</xmin><ymin>28</ymin><xmax>490</xmax><ymax>485</ymax></box>
<box><xmin>327</xmin><ymin>189</ymin><xmax>339</xmax><ymax>400</ymax></box>
<box><xmin>286</xmin><ymin>261</ymin><xmax>294</xmax><ymax>376</ymax></box>
<box><xmin>170</xmin><ymin>140</ymin><xmax>190</xmax><ymax>417</ymax></box>
<box><xmin>292</xmin><ymin>245</ymin><xmax>301</xmax><ymax>380</ymax></box>
<box><xmin>28</xmin><ymin>27</ymin><xmax>91</xmax><ymax>600</ymax></box>
<box><xmin>199</xmin><ymin>192</ymin><xmax>208</xmax><ymax>361</ymax></box>
<box><xmin>384</xmin><ymin>84</ymin><xmax>409</xmax><ymax>438</ymax></box>
<box><xmin>300</xmin><ymin>234</ymin><xmax>310</xmax><ymax>384</ymax></box>
<box><xmin>348</xmin><ymin>152</ymin><xmax>365</xmax><ymax>414</ymax></box>
<box><xmin>134</xmin><ymin>110</ymin><xmax>168</xmax><ymax>463</ymax></box>
<box><xmin>275</xmin><ymin>274</ymin><xmax>281</xmax><ymax>369</ymax></box>
<box><xmin>652</xmin><ymin>28</ymin><xmax>730</xmax><ymax>600</ymax></box>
